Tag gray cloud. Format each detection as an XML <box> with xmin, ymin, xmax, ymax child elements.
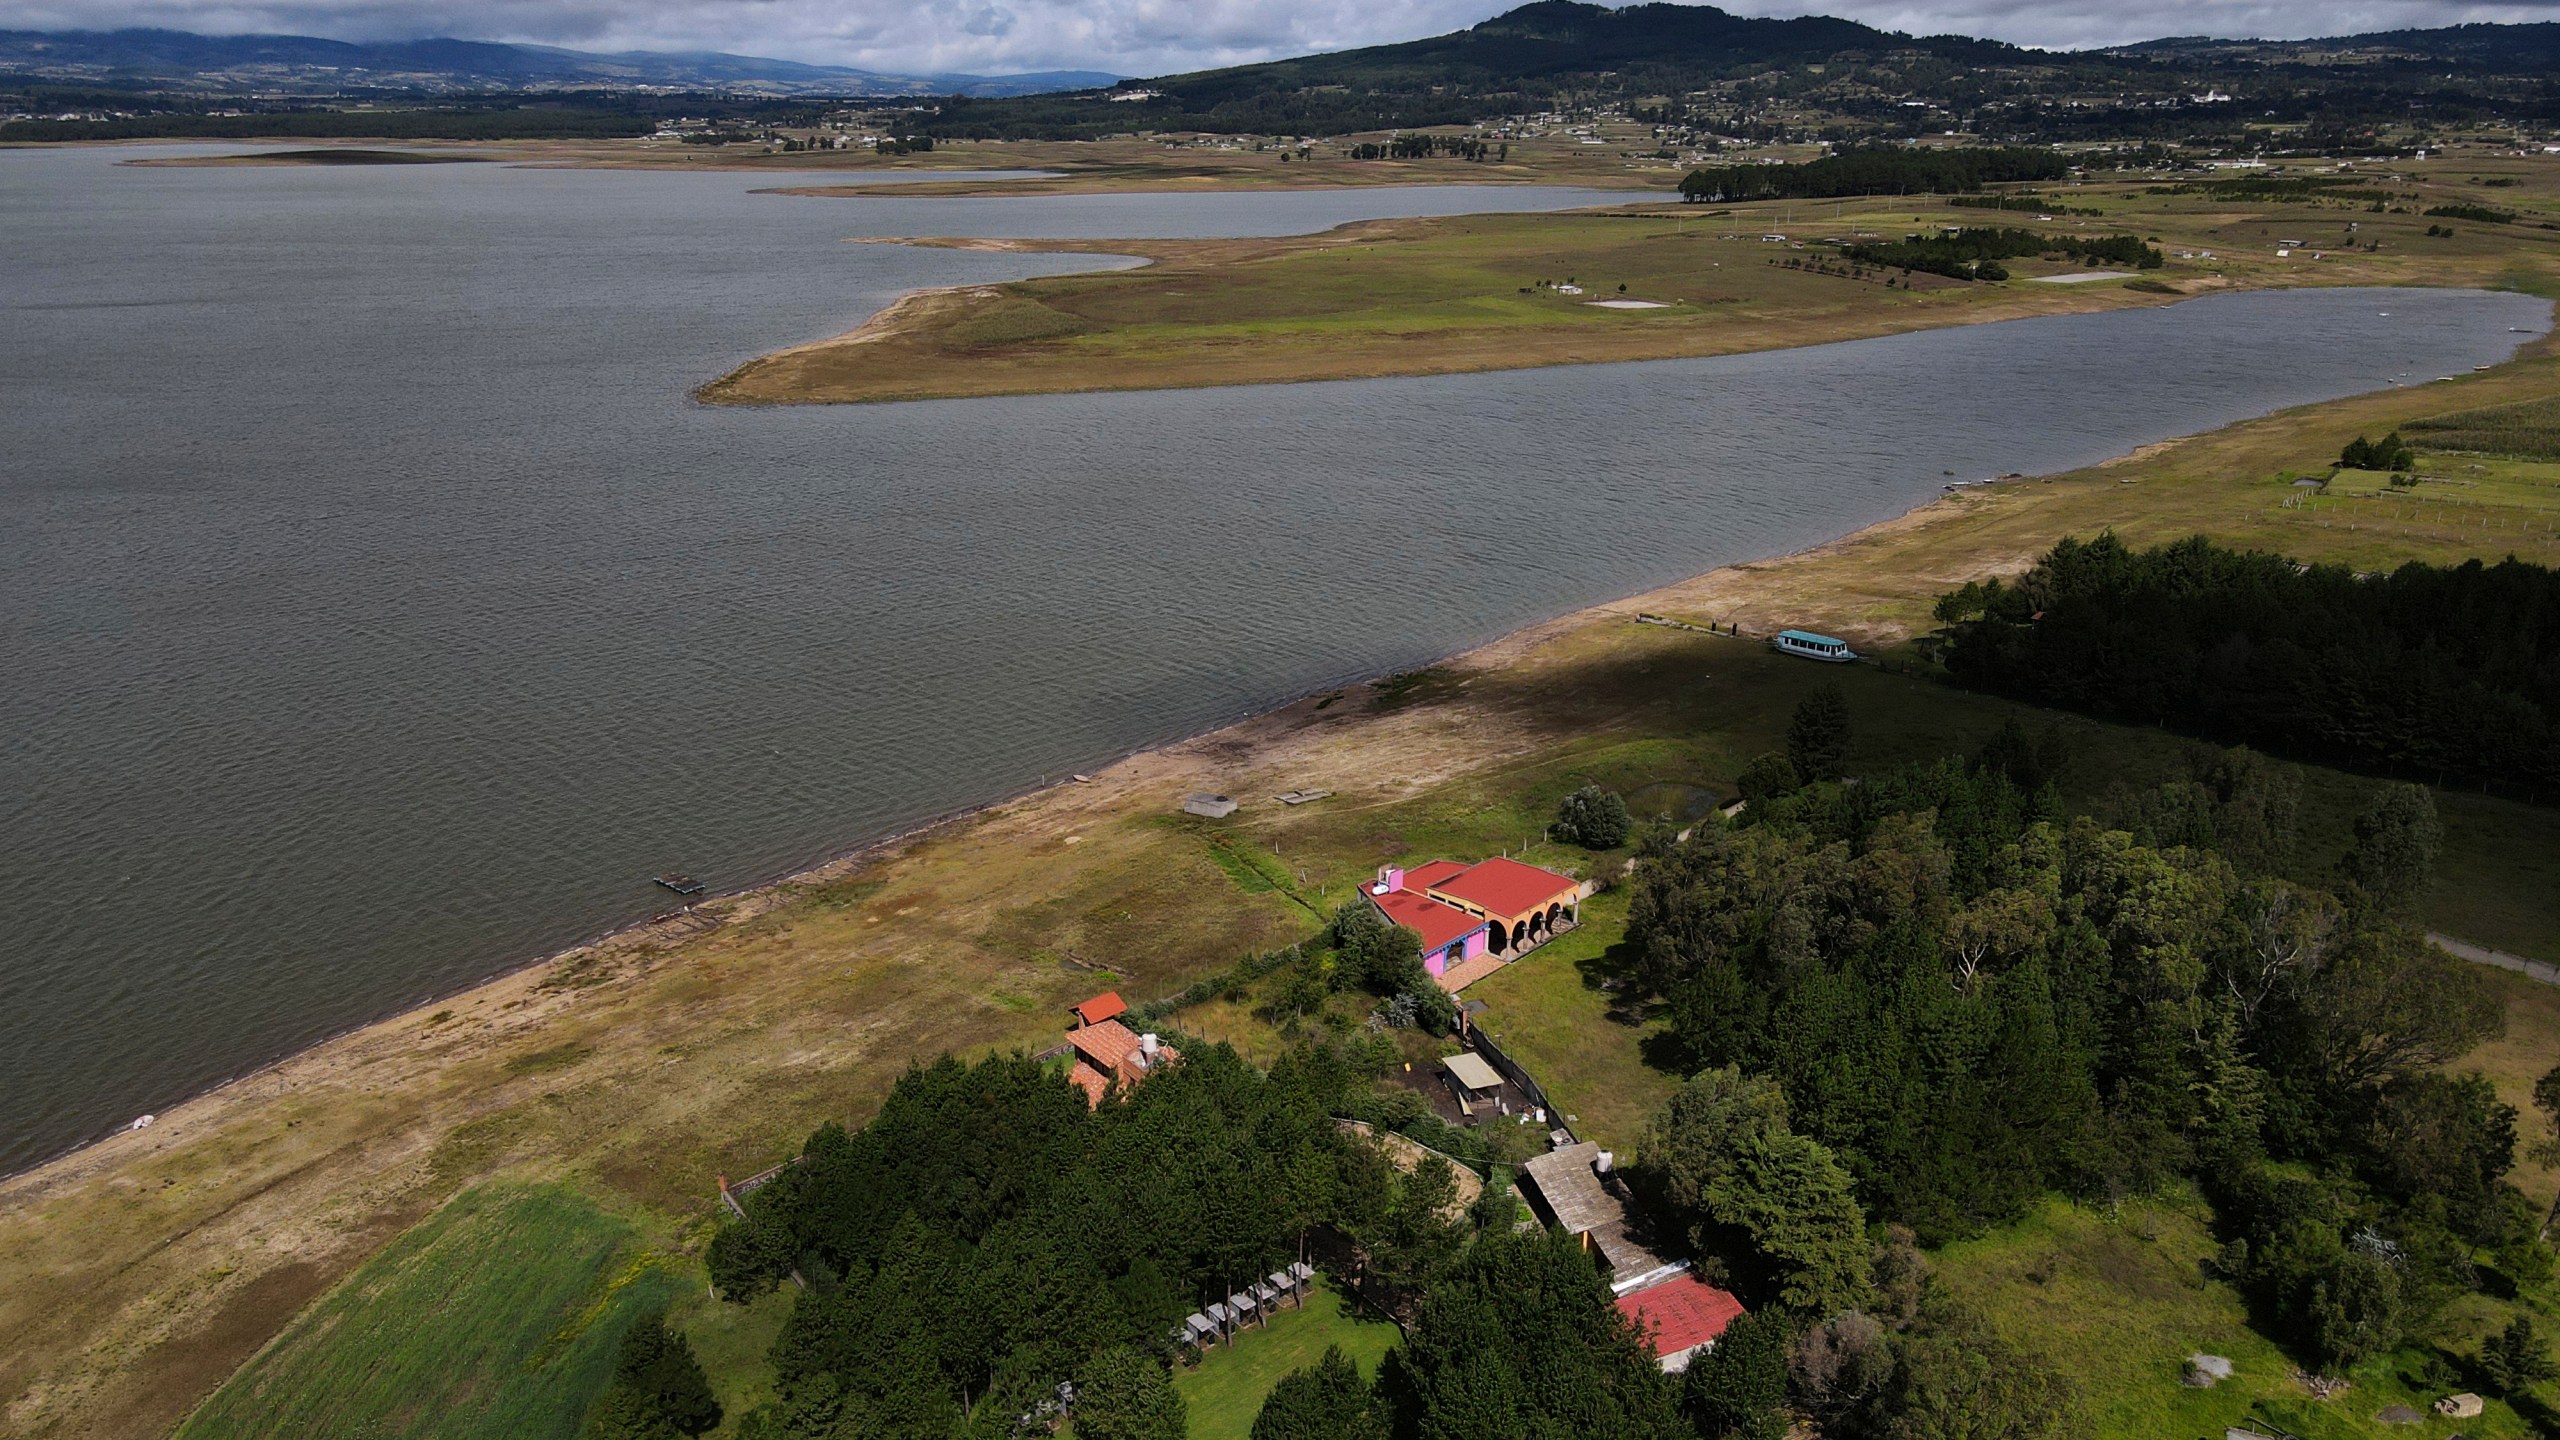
<box><xmin>14</xmin><ymin>0</ymin><xmax>2560</xmax><ymax>76</ymax></box>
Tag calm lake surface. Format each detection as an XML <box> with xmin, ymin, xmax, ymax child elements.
<box><xmin>0</xmin><ymin>146</ymin><xmax>2546</xmax><ymax>1173</ymax></box>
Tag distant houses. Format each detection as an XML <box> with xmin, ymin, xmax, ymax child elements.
<box><xmin>1365</xmin><ymin>856</ymin><xmax>1583</xmax><ymax>990</ymax></box>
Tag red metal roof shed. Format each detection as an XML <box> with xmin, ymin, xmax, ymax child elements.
<box><xmin>1616</xmin><ymin>1274</ymin><xmax>1746</xmax><ymax>1369</ymax></box>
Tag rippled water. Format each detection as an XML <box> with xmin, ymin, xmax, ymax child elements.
<box><xmin>0</xmin><ymin>145</ymin><xmax>2545</xmax><ymax>1173</ymax></box>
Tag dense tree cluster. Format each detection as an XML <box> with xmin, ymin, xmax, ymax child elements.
<box><xmin>1380</xmin><ymin>1229</ymin><xmax>1689</xmax><ymax>1440</ymax></box>
<box><xmin>1656</xmin><ymin>1185</ymin><xmax>2073</xmax><ymax>1440</ymax></box>
<box><xmin>1677</xmin><ymin>146</ymin><xmax>2069</xmax><ymax>202</ymax></box>
<box><xmin>1838</xmin><ymin>226</ymin><xmax>2162</xmax><ymax>281</ymax></box>
<box><xmin>2340</xmin><ymin>431</ymin><xmax>2415</xmax><ymax>471</ymax></box>
<box><xmin>1932</xmin><ymin>534</ymin><xmax>2560</xmax><ymax>797</ymax></box>
<box><xmin>706</xmin><ymin>1045</ymin><xmax>1460</xmax><ymax>1438</ymax></box>
<box><xmin>1347</xmin><ymin>135</ymin><xmax>1495</xmax><ymax>161</ymax></box>
<box><xmin>1946</xmin><ymin>193</ymin><xmax>2101</xmax><ymax>216</ymax></box>
<box><xmin>2424</xmin><ymin>202</ymin><xmax>2517</xmax><ymax>224</ymax></box>
<box><xmin>1621</xmin><ymin>705</ymin><xmax>2535</xmax><ymax>1380</ymax></box>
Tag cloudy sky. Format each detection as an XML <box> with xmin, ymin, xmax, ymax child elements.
<box><xmin>19</xmin><ymin>0</ymin><xmax>2560</xmax><ymax>76</ymax></box>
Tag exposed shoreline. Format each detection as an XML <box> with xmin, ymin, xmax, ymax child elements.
<box><xmin>0</xmin><ymin>465</ymin><xmax>1953</xmax><ymax>1192</ymax></box>
<box><xmin>16</xmin><ymin>288</ymin><xmax>2553</xmax><ymax>1192</ymax></box>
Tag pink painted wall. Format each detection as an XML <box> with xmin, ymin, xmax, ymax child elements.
<box><xmin>1425</xmin><ymin>950</ymin><xmax>1447</xmax><ymax>977</ymax></box>
<box><xmin>1463</xmin><ymin>930</ymin><xmax>1490</xmax><ymax>960</ymax></box>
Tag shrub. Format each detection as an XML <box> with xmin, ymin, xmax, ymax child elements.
<box><xmin>1555</xmin><ymin>785</ymin><xmax>1634</xmax><ymax>849</ymax></box>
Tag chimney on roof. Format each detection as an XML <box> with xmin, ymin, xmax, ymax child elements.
<box><xmin>1139</xmin><ymin>1032</ymin><xmax>1160</xmax><ymax>1066</ymax></box>
<box><xmin>1377</xmin><ymin>865</ymin><xmax>1404</xmax><ymax>894</ymax></box>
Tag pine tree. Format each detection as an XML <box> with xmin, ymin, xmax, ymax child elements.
<box><xmin>2482</xmin><ymin>1314</ymin><xmax>2557</xmax><ymax>1392</ymax></box>
<box><xmin>1684</xmin><ymin>1308</ymin><xmax>1791</xmax><ymax>1440</ymax></box>
<box><xmin>1074</xmin><ymin>1346</ymin><xmax>1187</xmax><ymax>1440</ymax></box>
<box><xmin>2341</xmin><ymin>783</ymin><xmax>2442</xmax><ymax>914</ymax></box>
<box><xmin>584</xmin><ymin>1307</ymin><xmax>721</xmax><ymax>1439</ymax></box>
<box><xmin>1251</xmin><ymin>1345</ymin><xmax>1386</xmax><ymax>1440</ymax></box>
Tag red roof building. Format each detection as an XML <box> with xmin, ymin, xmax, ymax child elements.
<box><xmin>1064</xmin><ymin>1018</ymin><xmax>1177</xmax><ymax>1108</ymax></box>
<box><xmin>1371</xmin><ymin>885</ymin><xmax>1490</xmax><ymax>956</ymax></box>
<box><xmin>1071</xmin><ymin>991</ymin><xmax>1127</xmax><ymax>1028</ymax></box>
<box><xmin>1401</xmin><ymin>859</ymin><xmax>1472</xmax><ymax>893</ymax></box>
<box><xmin>1426</xmin><ymin>856</ymin><xmax>1582</xmax><ymax>931</ymax></box>
<box><xmin>1364</xmin><ymin>855</ymin><xmax>1583</xmax><ymax>991</ymax></box>
<box><xmin>1615</xmin><ymin>1274</ymin><xmax>1746</xmax><ymax>1373</ymax></box>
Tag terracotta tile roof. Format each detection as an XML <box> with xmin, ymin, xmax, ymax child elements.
<box><xmin>1066</xmin><ymin>1019</ymin><xmax>1177</xmax><ymax>1105</ymax></box>
<box><xmin>1068</xmin><ymin>1060</ymin><xmax>1111</xmax><ymax>1108</ymax></box>
<box><xmin>1369</xmin><ymin>885</ymin><xmax>1487</xmax><ymax>954</ymax></box>
<box><xmin>1616</xmin><ymin>1275</ymin><xmax>1746</xmax><ymax>1359</ymax></box>
<box><xmin>1071</xmin><ymin>1019</ymin><xmax>1143</xmax><ymax>1073</ymax></box>
<box><xmin>1072</xmin><ymin>991</ymin><xmax>1127</xmax><ymax>1027</ymax></box>
<box><xmin>1429</xmin><ymin>856</ymin><xmax>1579</xmax><ymax>920</ymax></box>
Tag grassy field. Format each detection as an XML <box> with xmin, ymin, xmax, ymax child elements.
<box><xmin>1461</xmin><ymin>889</ymin><xmax>1679</xmax><ymax>1154</ymax></box>
<box><xmin>670</xmin><ymin>1285</ymin><xmax>796</xmax><ymax>1438</ymax></box>
<box><xmin>703</xmin><ymin>152</ymin><xmax>2560</xmax><ymax>405</ymax></box>
<box><xmin>8</xmin><ymin>182</ymin><xmax>2560</xmax><ymax>1439</ymax></box>
<box><xmin>173</xmin><ymin>1184</ymin><xmax>687</xmax><ymax>1440</ymax></box>
<box><xmin>1172</xmin><ymin>1281</ymin><xmax>1400</xmax><ymax>1440</ymax></box>
<box><xmin>1936</xmin><ymin>1193</ymin><xmax>2554</xmax><ymax>1440</ymax></box>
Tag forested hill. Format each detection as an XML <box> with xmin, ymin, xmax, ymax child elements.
<box><xmin>928</xmin><ymin>2</ymin><xmax>2017</xmax><ymax>137</ymax></box>
<box><xmin>924</xmin><ymin>1</ymin><xmax>2560</xmax><ymax>143</ymax></box>
<box><xmin>2108</xmin><ymin>22</ymin><xmax>2560</xmax><ymax>72</ymax></box>
<box><xmin>1166</xmin><ymin>1</ymin><xmax>2015</xmax><ymax>101</ymax></box>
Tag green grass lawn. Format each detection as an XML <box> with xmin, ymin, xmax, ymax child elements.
<box><xmin>175</xmin><ymin>1183</ymin><xmax>688</xmax><ymax>1440</ymax></box>
<box><xmin>1172</xmin><ymin>1281</ymin><xmax>1399</xmax><ymax>1440</ymax></box>
<box><xmin>1935</xmin><ymin>1192</ymin><xmax>2550</xmax><ymax>1440</ymax></box>
<box><xmin>672</xmin><ymin>1283</ymin><xmax>796</xmax><ymax>1438</ymax></box>
<box><xmin>1463</xmin><ymin>889</ymin><xmax>1679</xmax><ymax>1153</ymax></box>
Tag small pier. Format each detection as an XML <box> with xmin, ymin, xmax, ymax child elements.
<box><xmin>654</xmin><ymin>873</ymin><xmax>705</xmax><ymax>896</ymax></box>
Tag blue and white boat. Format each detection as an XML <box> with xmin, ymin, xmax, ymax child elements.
<box><xmin>1773</xmin><ymin>629</ymin><xmax>1857</xmax><ymax>663</ymax></box>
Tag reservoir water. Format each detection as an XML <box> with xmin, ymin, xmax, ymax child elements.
<box><xmin>0</xmin><ymin>146</ymin><xmax>2546</xmax><ymax>1174</ymax></box>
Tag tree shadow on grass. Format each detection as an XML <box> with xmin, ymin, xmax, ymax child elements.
<box><xmin>1571</xmin><ymin>931</ymin><xmax>1663</xmax><ymax>1028</ymax></box>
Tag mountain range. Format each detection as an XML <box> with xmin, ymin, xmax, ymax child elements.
<box><xmin>11</xmin><ymin>3</ymin><xmax>2560</xmax><ymax>144</ymax></box>
<box><xmin>922</xmin><ymin>2</ymin><xmax>2560</xmax><ymax>142</ymax></box>
<box><xmin>0</xmin><ymin>28</ymin><xmax>1117</xmax><ymax>98</ymax></box>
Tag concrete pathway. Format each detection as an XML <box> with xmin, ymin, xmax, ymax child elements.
<box><xmin>2432</xmin><ymin>932</ymin><xmax>2560</xmax><ymax>987</ymax></box>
